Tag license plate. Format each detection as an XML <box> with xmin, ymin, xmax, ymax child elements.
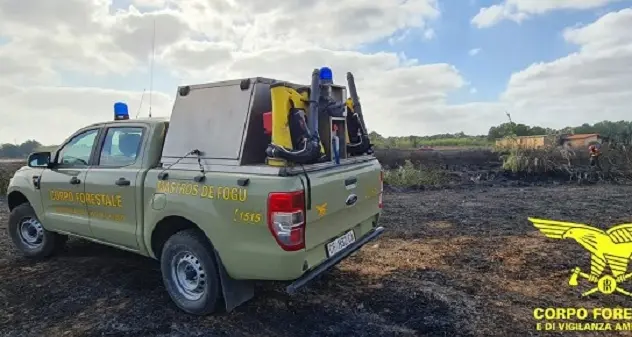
<box><xmin>326</xmin><ymin>230</ymin><xmax>356</xmax><ymax>258</ymax></box>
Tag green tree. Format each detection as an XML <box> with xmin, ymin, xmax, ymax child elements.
<box><xmin>0</xmin><ymin>140</ymin><xmax>43</xmax><ymax>158</ymax></box>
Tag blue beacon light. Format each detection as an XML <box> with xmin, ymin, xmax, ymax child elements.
<box><xmin>319</xmin><ymin>66</ymin><xmax>333</xmax><ymax>84</ymax></box>
<box><xmin>114</xmin><ymin>102</ymin><xmax>129</xmax><ymax>120</ymax></box>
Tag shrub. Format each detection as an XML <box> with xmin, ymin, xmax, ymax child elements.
<box><xmin>0</xmin><ymin>161</ymin><xmax>25</xmax><ymax>195</ymax></box>
<box><xmin>498</xmin><ymin>148</ymin><xmax>558</xmax><ymax>173</ymax></box>
<box><xmin>383</xmin><ymin>160</ymin><xmax>448</xmax><ymax>187</ymax></box>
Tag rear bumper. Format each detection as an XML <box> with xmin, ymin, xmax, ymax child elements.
<box><xmin>286</xmin><ymin>226</ymin><xmax>385</xmax><ymax>294</ymax></box>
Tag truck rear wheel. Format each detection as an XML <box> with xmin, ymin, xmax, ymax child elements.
<box><xmin>160</xmin><ymin>228</ymin><xmax>222</xmax><ymax>315</ymax></box>
<box><xmin>8</xmin><ymin>203</ymin><xmax>67</xmax><ymax>258</ymax></box>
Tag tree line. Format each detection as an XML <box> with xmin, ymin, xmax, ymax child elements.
<box><xmin>0</xmin><ymin>140</ymin><xmax>51</xmax><ymax>159</ymax></box>
<box><xmin>2</xmin><ymin>120</ymin><xmax>632</xmax><ymax>157</ymax></box>
<box><xmin>487</xmin><ymin>120</ymin><xmax>632</xmax><ymax>144</ymax></box>
<box><xmin>369</xmin><ymin>131</ymin><xmax>490</xmax><ymax>149</ymax></box>
<box><xmin>370</xmin><ymin>120</ymin><xmax>632</xmax><ymax>149</ymax></box>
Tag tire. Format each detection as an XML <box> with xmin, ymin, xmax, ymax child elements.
<box><xmin>8</xmin><ymin>203</ymin><xmax>67</xmax><ymax>258</ymax></box>
<box><xmin>160</xmin><ymin>228</ymin><xmax>222</xmax><ymax>315</ymax></box>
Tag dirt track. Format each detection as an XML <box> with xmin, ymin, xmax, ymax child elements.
<box><xmin>2</xmin><ymin>185</ymin><xmax>632</xmax><ymax>337</ymax></box>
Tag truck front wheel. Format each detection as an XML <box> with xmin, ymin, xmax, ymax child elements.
<box><xmin>8</xmin><ymin>203</ymin><xmax>67</xmax><ymax>258</ymax></box>
<box><xmin>160</xmin><ymin>229</ymin><xmax>222</xmax><ymax>315</ymax></box>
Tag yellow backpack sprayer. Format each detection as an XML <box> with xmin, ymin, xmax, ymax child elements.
<box><xmin>264</xmin><ymin>67</ymin><xmax>373</xmax><ymax>166</ymax></box>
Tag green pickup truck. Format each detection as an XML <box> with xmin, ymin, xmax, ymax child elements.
<box><xmin>5</xmin><ymin>71</ymin><xmax>384</xmax><ymax>315</ymax></box>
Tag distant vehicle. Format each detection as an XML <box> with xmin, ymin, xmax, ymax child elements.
<box><xmin>5</xmin><ymin>69</ymin><xmax>384</xmax><ymax>315</ymax></box>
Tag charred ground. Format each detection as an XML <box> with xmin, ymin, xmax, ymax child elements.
<box><xmin>2</xmin><ymin>184</ymin><xmax>632</xmax><ymax>337</ymax></box>
<box><xmin>2</xmin><ymin>148</ymin><xmax>632</xmax><ymax>337</ymax></box>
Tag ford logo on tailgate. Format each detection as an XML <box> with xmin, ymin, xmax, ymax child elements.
<box><xmin>345</xmin><ymin>194</ymin><xmax>358</xmax><ymax>206</ymax></box>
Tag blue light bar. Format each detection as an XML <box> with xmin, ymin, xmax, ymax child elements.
<box><xmin>319</xmin><ymin>66</ymin><xmax>333</xmax><ymax>82</ymax></box>
<box><xmin>114</xmin><ymin>102</ymin><xmax>129</xmax><ymax>120</ymax></box>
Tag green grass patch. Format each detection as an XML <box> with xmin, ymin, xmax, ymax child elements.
<box><xmin>383</xmin><ymin>160</ymin><xmax>448</xmax><ymax>187</ymax></box>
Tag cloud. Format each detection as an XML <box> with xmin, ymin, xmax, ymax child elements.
<box><xmin>2</xmin><ymin>0</ymin><xmax>475</xmax><ymax>144</ymax></box>
<box><xmin>0</xmin><ymin>1</ymin><xmax>630</xmax><ymax>145</ymax></box>
<box><xmin>388</xmin><ymin>29</ymin><xmax>411</xmax><ymax>45</ymax></box>
<box><xmin>499</xmin><ymin>8</ymin><xmax>632</xmax><ymax>128</ymax></box>
<box><xmin>0</xmin><ymin>0</ymin><xmax>441</xmax><ymax>75</ymax></box>
<box><xmin>423</xmin><ymin>28</ymin><xmax>436</xmax><ymax>40</ymax></box>
<box><xmin>132</xmin><ymin>0</ymin><xmax>167</xmax><ymax>8</ymax></box>
<box><xmin>0</xmin><ymin>0</ymin><xmax>195</xmax><ymax>77</ymax></box>
<box><xmin>468</xmin><ymin>48</ymin><xmax>481</xmax><ymax>56</ymax></box>
<box><xmin>165</xmin><ymin>0</ymin><xmax>440</xmax><ymax>51</ymax></box>
<box><xmin>0</xmin><ymin>85</ymin><xmax>173</xmax><ymax>145</ymax></box>
<box><xmin>0</xmin><ymin>42</ymin><xmax>59</xmax><ymax>85</ymax></box>
<box><xmin>471</xmin><ymin>0</ymin><xmax>624</xmax><ymax>28</ymax></box>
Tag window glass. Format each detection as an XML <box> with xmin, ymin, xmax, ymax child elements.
<box><xmin>99</xmin><ymin>127</ymin><xmax>143</xmax><ymax>167</ymax></box>
<box><xmin>58</xmin><ymin>129</ymin><xmax>98</xmax><ymax>166</ymax></box>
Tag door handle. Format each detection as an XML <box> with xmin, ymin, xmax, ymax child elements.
<box><xmin>69</xmin><ymin>177</ymin><xmax>81</xmax><ymax>185</ymax></box>
<box><xmin>115</xmin><ymin>178</ymin><xmax>130</xmax><ymax>186</ymax></box>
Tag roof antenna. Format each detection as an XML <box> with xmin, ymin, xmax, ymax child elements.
<box><xmin>148</xmin><ymin>18</ymin><xmax>156</xmax><ymax>118</ymax></box>
<box><xmin>135</xmin><ymin>89</ymin><xmax>146</xmax><ymax>118</ymax></box>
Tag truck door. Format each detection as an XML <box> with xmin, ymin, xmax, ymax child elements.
<box><xmin>39</xmin><ymin>128</ymin><xmax>100</xmax><ymax>237</ymax></box>
<box><xmin>84</xmin><ymin>125</ymin><xmax>144</xmax><ymax>249</ymax></box>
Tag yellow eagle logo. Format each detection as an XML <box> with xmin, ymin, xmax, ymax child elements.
<box><xmin>315</xmin><ymin>203</ymin><xmax>327</xmax><ymax>217</ymax></box>
<box><xmin>529</xmin><ymin>217</ymin><xmax>632</xmax><ymax>297</ymax></box>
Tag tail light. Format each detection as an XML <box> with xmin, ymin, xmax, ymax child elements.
<box><xmin>379</xmin><ymin>169</ymin><xmax>384</xmax><ymax>209</ymax></box>
<box><xmin>267</xmin><ymin>191</ymin><xmax>306</xmax><ymax>251</ymax></box>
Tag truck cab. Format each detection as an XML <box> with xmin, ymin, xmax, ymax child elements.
<box><xmin>11</xmin><ymin>117</ymin><xmax>166</xmax><ymax>244</ymax></box>
<box><xmin>6</xmin><ymin>69</ymin><xmax>384</xmax><ymax>315</ymax></box>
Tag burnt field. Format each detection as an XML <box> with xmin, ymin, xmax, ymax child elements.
<box><xmin>2</xmin><ymin>149</ymin><xmax>632</xmax><ymax>337</ymax></box>
<box><xmin>3</xmin><ymin>185</ymin><xmax>632</xmax><ymax>336</ymax></box>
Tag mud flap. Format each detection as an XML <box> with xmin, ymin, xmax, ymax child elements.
<box><xmin>213</xmin><ymin>249</ymin><xmax>255</xmax><ymax>312</ymax></box>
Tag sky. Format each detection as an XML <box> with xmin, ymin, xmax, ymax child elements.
<box><xmin>0</xmin><ymin>0</ymin><xmax>631</xmax><ymax>145</ymax></box>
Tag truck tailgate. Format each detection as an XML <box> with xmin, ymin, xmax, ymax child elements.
<box><xmin>303</xmin><ymin>159</ymin><xmax>382</xmax><ymax>252</ymax></box>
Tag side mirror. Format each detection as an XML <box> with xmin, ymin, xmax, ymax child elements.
<box><xmin>27</xmin><ymin>152</ymin><xmax>52</xmax><ymax>168</ymax></box>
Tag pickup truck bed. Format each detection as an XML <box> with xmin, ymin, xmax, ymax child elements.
<box><xmin>143</xmin><ymin>156</ymin><xmax>383</xmax><ymax>282</ymax></box>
